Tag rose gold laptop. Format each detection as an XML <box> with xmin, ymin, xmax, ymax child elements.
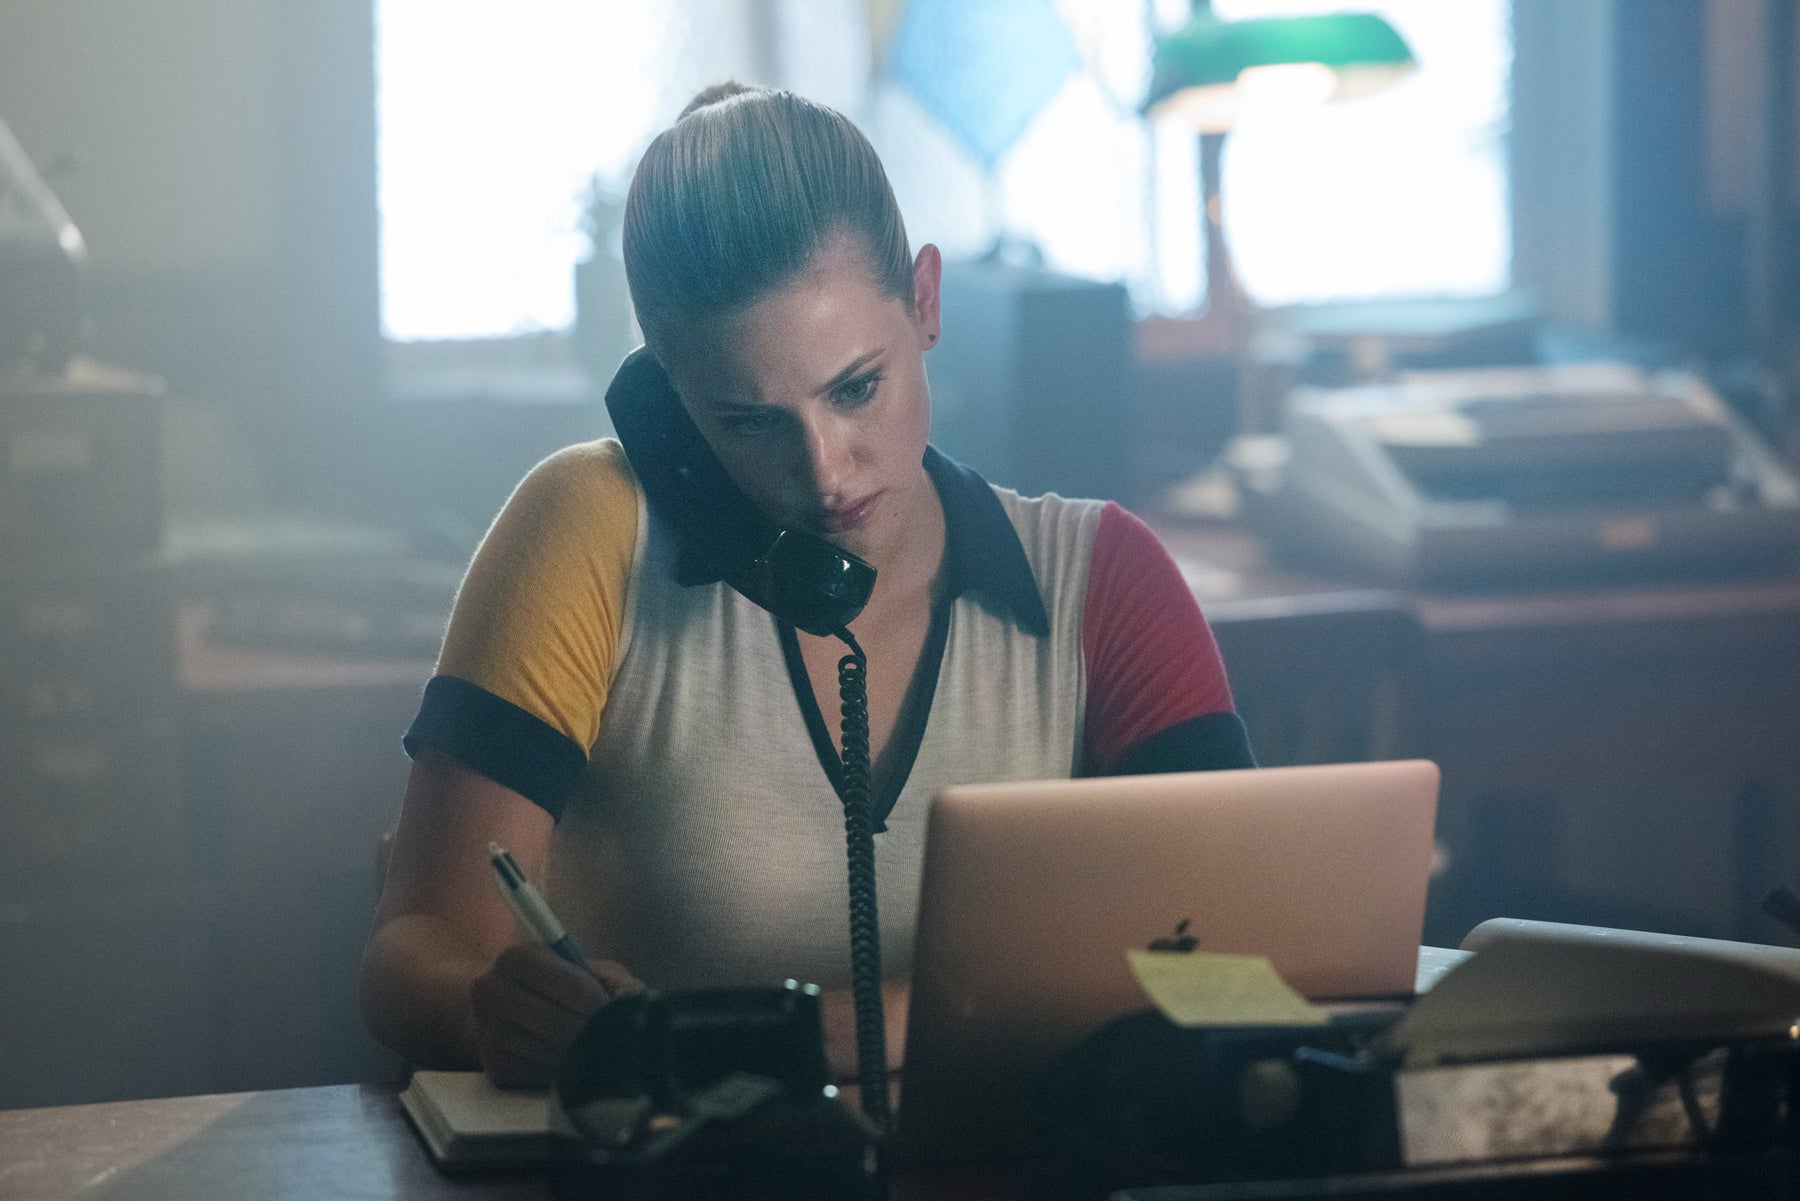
<box><xmin>893</xmin><ymin>759</ymin><xmax>1440</xmax><ymax>1165</ymax></box>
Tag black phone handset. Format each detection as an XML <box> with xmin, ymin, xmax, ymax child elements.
<box><xmin>605</xmin><ymin>347</ymin><xmax>875</xmax><ymax>636</ymax></box>
<box><xmin>604</xmin><ymin>348</ymin><xmax>893</xmax><ymax>1139</ymax></box>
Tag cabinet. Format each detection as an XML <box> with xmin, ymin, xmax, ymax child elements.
<box><xmin>180</xmin><ymin>651</ymin><xmax>426</xmax><ymax>1093</ymax></box>
<box><xmin>0</xmin><ymin>362</ymin><xmax>220</xmax><ymax>1106</ymax></box>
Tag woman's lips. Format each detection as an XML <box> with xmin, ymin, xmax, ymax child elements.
<box><xmin>820</xmin><ymin>493</ymin><xmax>880</xmax><ymax>534</ymax></box>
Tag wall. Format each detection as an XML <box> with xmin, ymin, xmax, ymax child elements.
<box><xmin>9</xmin><ymin>0</ymin><xmax>1794</xmax><ymax>522</ymax></box>
<box><xmin>0</xmin><ymin>0</ymin><xmax>385</xmax><ymax>517</ymax></box>
<box><xmin>1611</xmin><ymin>0</ymin><xmax>1800</xmax><ymax>367</ymax></box>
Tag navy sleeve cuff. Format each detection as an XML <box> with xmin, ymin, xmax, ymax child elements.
<box><xmin>402</xmin><ymin>675</ymin><xmax>588</xmax><ymax>819</ymax></box>
<box><xmin>1103</xmin><ymin>711</ymin><xmax>1257</xmax><ymax>777</ymax></box>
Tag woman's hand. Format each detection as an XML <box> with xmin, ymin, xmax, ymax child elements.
<box><xmin>470</xmin><ymin>943</ymin><xmax>645</xmax><ymax>1088</ymax></box>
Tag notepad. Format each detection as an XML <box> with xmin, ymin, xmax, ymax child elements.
<box><xmin>398</xmin><ymin>1070</ymin><xmax>555</xmax><ymax>1168</ymax></box>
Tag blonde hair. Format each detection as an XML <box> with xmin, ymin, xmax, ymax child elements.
<box><xmin>623</xmin><ymin>84</ymin><xmax>913</xmax><ymax>358</ymax></box>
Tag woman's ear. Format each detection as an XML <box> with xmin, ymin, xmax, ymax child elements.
<box><xmin>912</xmin><ymin>243</ymin><xmax>942</xmax><ymax>349</ymax></box>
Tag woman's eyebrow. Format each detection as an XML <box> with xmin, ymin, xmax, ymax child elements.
<box><xmin>813</xmin><ymin>351</ymin><xmax>883</xmax><ymax>397</ymax></box>
<box><xmin>705</xmin><ymin>396</ymin><xmax>774</xmax><ymax>416</ymax></box>
<box><xmin>690</xmin><ymin>378</ymin><xmax>767</xmax><ymax>414</ymax></box>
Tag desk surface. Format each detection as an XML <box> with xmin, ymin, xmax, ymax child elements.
<box><xmin>0</xmin><ymin>955</ymin><xmax>1472</xmax><ymax>1201</ymax></box>
<box><xmin>0</xmin><ymin>1083</ymin><xmax>1032</xmax><ymax>1201</ymax></box>
<box><xmin>1153</xmin><ymin>521</ymin><xmax>1800</xmax><ymax>632</ymax></box>
<box><xmin>0</xmin><ymin>1085</ymin><xmax>530</xmax><ymax>1201</ymax></box>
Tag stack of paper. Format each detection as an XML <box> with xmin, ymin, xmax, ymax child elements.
<box><xmin>398</xmin><ymin>1070</ymin><xmax>554</xmax><ymax>1168</ymax></box>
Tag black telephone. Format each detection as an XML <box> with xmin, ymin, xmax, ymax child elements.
<box><xmin>552</xmin><ymin>982</ymin><xmax>878</xmax><ymax>1198</ymax></box>
<box><xmin>603</xmin><ymin>346</ymin><xmax>876</xmax><ymax>636</ymax></box>
<box><xmin>592</xmin><ymin>348</ymin><xmax>894</xmax><ymax>1155</ymax></box>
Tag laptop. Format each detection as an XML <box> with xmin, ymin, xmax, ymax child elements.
<box><xmin>891</xmin><ymin>759</ymin><xmax>1440</xmax><ymax>1165</ymax></box>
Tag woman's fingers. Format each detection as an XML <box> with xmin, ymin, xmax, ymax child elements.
<box><xmin>473</xmin><ymin>971</ymin><xmax>581</xmax><ymax>1045</ymax></box>
<box><xmin>589</xmin><ymin>958</ymin><xmax>646</xmax><ymax>999</ymax></box>
<box><xmin>471</xmin><ymin>944</ymin><xmax>644</xmax><ymax>1088</ymax></box>
<box><xmin>471</xmin><ymin>990</ymin><xmax>574</xmax><ymax>1088</ymax></box>
<box><xmin>471</xmin><ymin>993</ymin><xmax>561</xmax><ymax>1089</ymax></box>
<box><xmin>493</xmin><ymin>943</ymin><xmax>613</xmax><ymax>1013</ymax></box>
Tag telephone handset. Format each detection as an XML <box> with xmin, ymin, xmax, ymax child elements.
<box><xmin>603</xmin><ymin>346</ymin><xmax>875</xmax><ymax>637</ymax></box>
<box><xmin>602</xmin><ymin>346</ymin><xmax>893</xmax><ymax>1141</ymax></box>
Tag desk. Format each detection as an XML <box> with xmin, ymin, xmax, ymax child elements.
<box><xmin>0</xmin><ymin>1085</ymin><xmax>539</xmax><ymax>1201</ymax></box>
<box><xmin>0</xmin><ymin>956</ymin><xmax>1471</xmax><ymax>1201</ymax></box>
<box><xmin>4</xmin><ymin>1086</ymin><xmax>1790</xmax><ymax>1201</ymax></box>
<box><xmin>1157</xmin><ymin>522</ymin><xmax>1800</xmax><ymax>948</ymax></box>
<box><xmin>0</xmin><ymin>1084</ymin><xmax>1025</xmax><ymax>1201</ymax></box>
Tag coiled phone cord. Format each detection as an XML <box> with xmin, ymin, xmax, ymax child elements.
<box><xmin>832</xmin><ymin>627</ymin><xmax>891</xmax><ymax>1135</ymax></box>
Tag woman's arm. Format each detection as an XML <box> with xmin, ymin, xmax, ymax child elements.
<box><xmin>358</xmin><ymin>749</ymin><xmax>638</xmax><ymax>1085</ymax></box>
<box><xmin>363</xmin><ymin>748</ymin><xmax>889</xmax><ymax>1088</ymax></box>
<box><xmin>1081</xmin><ymin>502</ymin><xmax>1256</xmax><ymax>774</ymax></box>
<box><xmin>362</xmin><ymin>444</ymin><xmax>647</xmax><ymax>1084</ymax></box>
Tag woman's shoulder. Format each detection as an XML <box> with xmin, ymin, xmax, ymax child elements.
<box><xmin>521</xmin><ymin>437</ymin><xmax>637</xmax><ymax>493</ymax></box>
<box><xmin>471</xmin><ymin>438</ymin><xmax>644</xmax><ymax>569</ymax></box>
<box><xmin>989</xmin><ymin>481</ymin><xmax>1108</xmax><ymax>539</ymax></box>
<box><xmin>502</xmin><ymin>438</ymin><xmax>641</xmax><ymax>522</ymax></box>
<box><xmin>981</xmin><ymin>483</ymin><xmax>1113</xmax><ymax>596</ymax></box>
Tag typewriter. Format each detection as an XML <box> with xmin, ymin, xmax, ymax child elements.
<box><xmin>1241</xmin><ymin>362</ymin><xmax>1800</xmax><ymax>585</ymax></box>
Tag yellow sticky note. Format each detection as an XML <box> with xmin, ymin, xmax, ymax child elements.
<box><xmin>1127</xmin><ymin>950</ymin><xmax>1326</xmax><ymax>1027</ymax></box>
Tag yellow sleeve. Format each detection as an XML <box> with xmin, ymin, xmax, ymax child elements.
<box><xmin>436</xmin><ymin>438</ymin><xmax>640</xmax><ymax>753</ymax></box>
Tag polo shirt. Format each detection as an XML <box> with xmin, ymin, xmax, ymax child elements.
<box><xmin>405</xmin><ymin>440</ymin><xmax>1251</xmax><ymax>990</ymax></box>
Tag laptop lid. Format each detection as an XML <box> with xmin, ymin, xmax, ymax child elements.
<box><xmin>894</xmin><ymin>759</ymin><xmax>1440</xmax><ymax>1164</ymax></box>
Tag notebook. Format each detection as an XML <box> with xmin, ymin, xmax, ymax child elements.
<box><xmin>893</xmin><ymin>759</ymin><xmax>1441</xmax><ymax>1165</ymax></box>
<box><xmin>398</xmin><ymin>1070</ymin><xmax>553</xmax><ymax>1168</ymax></box>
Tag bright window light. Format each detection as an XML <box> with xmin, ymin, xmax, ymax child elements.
<box><xmin>374</xmin><ymin>0</ymin><xmax>681</xmax><ymax>342</ymax></box>
<box><xmin>374</xmin><ymin>0</ymin><xmax>1511</xmax><ymax>348</ymax></box>
<box><xmin>1211</xmin><ymin>0</ymin><xmax>1512</xmax><ymax>305</ymax></box>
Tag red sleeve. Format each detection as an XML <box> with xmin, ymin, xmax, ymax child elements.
<box><xmin>1081</xmin><ymin>502</ymin><xmax>1235</xmax><ymax>774</ymax></box>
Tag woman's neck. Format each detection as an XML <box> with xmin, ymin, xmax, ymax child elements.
<box><xmin>862</xmin><ymin>466</ymin><xmax>948</xmax><ymax>618</ymax></box>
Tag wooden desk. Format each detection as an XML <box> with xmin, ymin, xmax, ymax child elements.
<box><xmin>1158</xmin><ymin>522</ymin><xmax>1800</xmax><ymax>948</ymax></box>
<box><xmin>0</xmin><ymin>1085</ymin><xmax>540</xmax><ymax>1201</ymax></box>
<box><xmin>0</xmin><ymin>957</ymin><xmax>1475</xmax><ymax>1199</ymax></box>
<box><xmin>0</xmin><ymin>1084</ymin><xmax>1026</xmax><ymax>1201</ymax></box>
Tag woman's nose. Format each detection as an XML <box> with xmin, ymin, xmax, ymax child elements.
<box><xmin>799</xmin><ymin>412</ymin><xmax>852</xmax><ymax>497</ymax></box>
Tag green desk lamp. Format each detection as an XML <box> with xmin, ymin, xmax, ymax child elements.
<box><xmin>1143</xmin><ymin>7</ymin><xmax>1415</xmax><ymax>133</ymax></box>
<box><xmin>1139</xmin><ymin>5</ymin><xmax>1415</xmax><ymax>371</ymax></box>
<box><xmin>1139</xmin><ymin>5</ymin><xmax>1416</xmax><ymax>515</ymax></box>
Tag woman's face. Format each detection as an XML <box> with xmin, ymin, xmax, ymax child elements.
<box><xmin>666</xmin><ymin>235</ymin><xmax>943</xmax><ymax>565</ymax></box>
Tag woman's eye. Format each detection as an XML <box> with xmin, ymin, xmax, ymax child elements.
<box><xmin>724</xmin><ymin>412</ymin><xmax>779</xmax><ymax>437</ymax></box>
<box><xmin>835</xmin><ymin>373</ymin><xmax>881</xmax><ymax>407</ymax></box>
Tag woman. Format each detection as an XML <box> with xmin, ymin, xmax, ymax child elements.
<box><xmin>359</xmin><ymin>83</ymin><xmax>1254</xmax><ymax>1088</ymax></box>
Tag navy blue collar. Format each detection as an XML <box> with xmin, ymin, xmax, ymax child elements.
<box><xmin>673</xmin><ymin>445</ymin><xmax>1050</xmax><ymax>637</ymax></box>
<box><xmin>921</xmin><ymin>446</ymin><xmax>1050</xmax><ymax>635</ymax></box>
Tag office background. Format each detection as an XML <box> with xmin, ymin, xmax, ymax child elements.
<box><xmin>1</xmin><ymin>0</ymin><xmax>1798</xmax><ymax>1111</ymax></box>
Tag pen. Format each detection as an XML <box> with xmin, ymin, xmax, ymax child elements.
<box><xmin>488</xmin><ymin>842</ymin><xmax>589</xmax><ymax>969</ymax></box>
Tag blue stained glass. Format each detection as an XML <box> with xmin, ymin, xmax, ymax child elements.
<box><xmin>886</xmin><ymin>0</ymin><xmax>1082</xmax><ymax>169</ymax></box>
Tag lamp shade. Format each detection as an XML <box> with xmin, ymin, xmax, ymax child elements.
<box><xmin>1142</xmin><ymin>11</ymin><xmax>1414</xmax><ymax>131</ymax></box>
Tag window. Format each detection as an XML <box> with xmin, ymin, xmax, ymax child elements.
<box><xmin>374</xmin><ymin>1</ymin><xmax>758</xmax><ymax>347</ymax></box>
<box><xmin>1212</xmin><ymin>0</ymin><xmax>1512</xmax><ymax>306</ymax></box>
<box><xmin>374</xmin><ymin>0</ymin><xmax>1511</xmax><ymax>370</ymax></box>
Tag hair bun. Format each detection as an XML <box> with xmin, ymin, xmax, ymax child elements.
<box><xmin>679</xmin><ymin>81</ymin><xmax>758</xmax><ymax>121</ymax></box>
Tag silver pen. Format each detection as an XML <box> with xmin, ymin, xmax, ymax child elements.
<box><xmin>488</xmin><ymin>842</ymin><xmax>588</xmax><ymax>968</ymax></box>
